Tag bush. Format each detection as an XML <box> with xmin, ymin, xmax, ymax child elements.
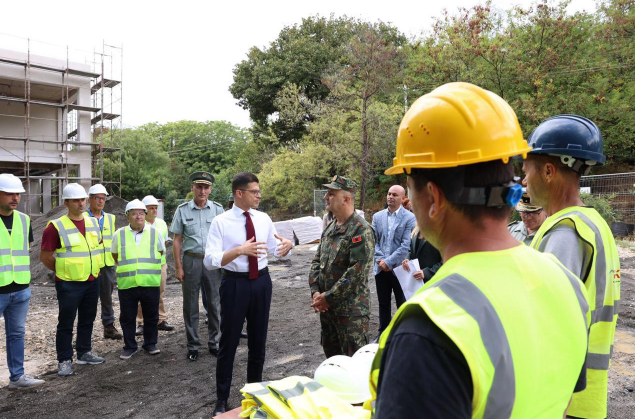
<box><xmin>580</xmin><ymin>193</ymin><xmax>618</xmax><ymax>225</ymax></box>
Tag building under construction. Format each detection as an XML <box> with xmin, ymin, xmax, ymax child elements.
<box><xmin>0</xmin><ymin>38</ymin><xmax>122</xmax><ymax>215</ymax></box>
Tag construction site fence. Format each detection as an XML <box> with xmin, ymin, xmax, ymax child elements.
<box><xmin>580</xmin><ymin>172</ymin><xmax>635</xmax><ymax>224</ymax></box>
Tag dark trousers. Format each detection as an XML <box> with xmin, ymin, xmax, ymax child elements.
<box><xmin>55</xmin><ymin>279</ymin><xmax>100</xmax><ymax>362</ymax></box>
<box><xmin>216</xmin><ymin>272</ymin><xmax>272</xmax><ymax>401</ymax></box>
<box><xmin>119</xmin><ymin>286</ymin><xmax>159</xmax><ymax>351</ymax></box>
<box><xmin>99</xmin><ymin>265</ymin><xmax>117</xmax><ymax>325</ymax></box>
<box><xmin>375</xmin><ymin>270</ymin><xmax>406</xmax><ymax>334</ymax></box>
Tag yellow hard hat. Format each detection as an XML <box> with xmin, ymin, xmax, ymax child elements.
<box><xmin>385</xmin><ymin>82</ymin><xmax>531</xmax><ymax>175</ymax></box>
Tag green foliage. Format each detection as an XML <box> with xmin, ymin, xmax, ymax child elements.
<box><xmin>580</xmin><ymin>193</ymin><xmax>618</xmax><ymax>225</ymax></box>
<box><xmin>258</xmin><ymin>143</ymin><xmax>340</xmax><ymax>214</ymax></box>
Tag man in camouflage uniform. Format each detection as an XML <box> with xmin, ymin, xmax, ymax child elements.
<box><xmin>508</xmin><ymin>192</ymin><xmax>546</xmax><ymax>245</ymax></box>
<box><xmin>309</xmin><ymin>175</ymin><xmax>375</xmax><ymax>358</ymax></box>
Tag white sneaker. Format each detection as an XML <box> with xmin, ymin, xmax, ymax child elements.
<box><xmin>8</xmin><ymin>374</ymin><xmax>45</xmax><ymax>390</ymax></box>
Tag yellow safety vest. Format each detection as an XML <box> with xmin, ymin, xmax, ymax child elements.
<box><xmin>241</xmin><ymin>376</ymin><xmax>369</xmax><ymax>419</ymax></box>
<box><xmin>0</xmin><ymin>210</ymin><xmax>31</xmax><ymax>286</ymax></box>
<box><xmin>114</xmin><ymin>225</ymin><xmax>162</xmax><ymax>290</ymax></box>
<box><xmin>100</xmin><ymin>212</ymin><xmax>116</xmax><ymax>267</ymax></box>
<box><xmin>49</xmin><ymin>213</ymin><xmax>103</xmax><ymax>281</ymax></box>
<box><xmin>368</xmin><ymin>245</ymin><xmax>590</xmax><ymax>418</ymax></box>
<box><xmin>531</xmin><ymin>206</ymin><xmax>620</xmax><ymax>419</ymax></box>
<box><xmin>146</xmin><ymin>218</ymin><xmax>168</xmax><ymax>265</ymax></box>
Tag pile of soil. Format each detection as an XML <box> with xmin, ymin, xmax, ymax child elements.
<box><xmin>28</xmin><ymin>196</ymin><xmax>177</xmax><ymax>284</ymax></box>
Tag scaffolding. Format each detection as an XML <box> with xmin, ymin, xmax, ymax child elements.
<box><xmin>0</xmin><ymin>35</ymin><xmax>123</xmax><ymax>215</ymax></box>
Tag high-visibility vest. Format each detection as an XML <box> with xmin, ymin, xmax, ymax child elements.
<box><xmin>146</xmin><ymin>218</ymin><xmax>168</xmax><ymax>265</ymax></box>
<box><xmin>368</xmin><ymin>245</ymin><xmax>589</xmax><ymax>418</ymax></box>
<box><xmin>49</xmin><ymin>213</ymin><xmax>104</xmax><ymax>281</ymax></box>
<box><xmin>114</xmin><ymin>225</ymin><xmax>162</xmax><ymax>290</ymax></box>
<box><xmin>241</xmin><ymin>376</ymin><xmax>369</xmax><ymax>419</ymax></box>
<box><xmin>0</xmin><ymin>210</ymin><xmax>31</xmax><ymax>286</ymax></box>
<box><xmin>99</xmin><ymin>212</ymin><xmax>116</xmax><ymax>267</ymax></box>
<box><xmin>531</xmin><ymin>206</ymin><xmax>620</xmax><ymax>419</ymax></box>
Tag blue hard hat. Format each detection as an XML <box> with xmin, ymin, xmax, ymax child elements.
<box><xmin>527</xmin><ymin>114</ymin><xmax>606</xmax><ymax>166</ymax></box>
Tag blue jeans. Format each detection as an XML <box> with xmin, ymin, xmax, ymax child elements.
<box><xmin>0</xmin><ymin>287</ymin><xmax>31</xmax><ymax>382</ymax></box>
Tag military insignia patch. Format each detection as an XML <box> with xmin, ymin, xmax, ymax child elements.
<box><xmin>352</xmin><ymin>236</ymin><xmax>362</xmax><ymax>243</ymax></box>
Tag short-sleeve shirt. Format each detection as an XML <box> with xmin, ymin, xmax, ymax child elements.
<box><xmin>0</xmin><ymin>212</ymin><xmax>34</xmax><ymax>294</ymax></box>
<box><xmin>170</xmin><ymin>199</ymin><xmax>224</xmax><ymax>254</ymax></box>
<box><xmin>111</xmin><ymin>225</ymin><xmax>166</xmax><ymax>252</ymax></box>
<box><xmin>41</xmin><ymin>218</ymin><xmax>98</xmax><ymax>282</ymax></box>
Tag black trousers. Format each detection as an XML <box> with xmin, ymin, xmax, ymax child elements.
<box><xmin>55</xmin><ymin>278</ymin><xmax>100</xmax><ymax>362</ymax></box>
<box><xmin>216</xmin><ymin>272</ymin><xmax>272</xmax><ymax>401</ymax></box>
<box><xmin>118</xmin><ymin>286</ymin><xmax>159</xmax><ymax>351</ymax></box>
<box><xmin>375</xmin><ymin>270</ymin><xmax>406</xmax><ymax>334</ymax></box>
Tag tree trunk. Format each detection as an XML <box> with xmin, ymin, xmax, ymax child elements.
<box><xmin>359</xmin><ymin>96</ymin><xmax>369</xmax><ymax>210</ymax></box>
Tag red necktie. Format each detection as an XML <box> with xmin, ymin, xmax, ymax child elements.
<box><xmin>244</xmin><ymin>211</ymin><xmax>258</xmax><ymax>279</ymax></box>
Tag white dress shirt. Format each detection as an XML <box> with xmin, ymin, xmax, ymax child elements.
<box><xmin>204</xmin><ymin>205</ymin><xmax>286</xmax><ymax>272</ymax></box>
<box><xmin>111</xmin><ymin>225</ymin><xmax>166</xmax><ymax>251</ymax></box>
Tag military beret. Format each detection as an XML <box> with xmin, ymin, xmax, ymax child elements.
<box><xmin>516</xmin><ymin>192</ymin><xmax>542</xmax><ymax>213</ymax></box>
<box><xmin>189</xmin><ymin>171</ymin><xmax>214</xmax><ymax>185</ymax></box>
<box><xmin>322</xmin><ymin>175</ymin><xmax>358</xmax><ymax>191</ymax></box>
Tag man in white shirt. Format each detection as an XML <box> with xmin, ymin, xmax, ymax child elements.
<box><xmin>204</xmin><ymin>172</ymin><xmax>293</xmax><ymax>415</ymax></box>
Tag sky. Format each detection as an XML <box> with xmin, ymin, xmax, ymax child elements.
<box><xmin>1</xmin><ymin>0</ymin><xmax>597</xmax><ymax>129</ymax></box>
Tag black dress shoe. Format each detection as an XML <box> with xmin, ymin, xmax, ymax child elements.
<box><xmin>187</xmin><ymin>350</ymin><xmax>198</xmax><ymax>361</ymax></box>
<box><xmin>157</xmin><ymin>321</ymin><xmax>175</xmax><ymax>331</ymax></box>
<box><xmin>240</xmin><ymin>330</ymin><xmax>248</xmax><ymax>339</ymax></box>
<box><xmin>213</xmin><ymin>399</ymin><xmax>228</xmax><ymax>416</ymax></box>
<box><xmin>209</xmin><ymin>346</ymin><xmax>218</xmax><ymax>357</ymax></box>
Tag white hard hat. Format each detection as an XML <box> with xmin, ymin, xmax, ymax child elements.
<box><xmin>62</xmin><ymin>183</ymin><xmax>88</xmax><ymax>200</ymax></box>
<box><xmin>314</xmin><ymin>355</ymin><xmax>371</xmax><ymax>404</ymax></box>
<box><xmin>142</xmin><ymin>195</ymin><xmax>160</xmax><ymax>206</ymax></box>
<box><xmin>0</xmin><ymin>173</ymin><xmax>26</xmax><ymax>193</ymax></box>
<box><xmin>352</xmin><ymin>343</ymin><xmax>379</xmax><ymax>376</ymax></box>
<box><xmin>125</xmin><ymin>199</ymin><xmax>147</xmax><ymax>214</ymax></box>
<box><xmin>88</xmin><ymin>184</ymin><xmax>109</xmax><ymax>196</ymax></box>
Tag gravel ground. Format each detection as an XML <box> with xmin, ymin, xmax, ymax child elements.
<box><xmin>0</xmin><ymin>244</ymin><xmax>633</xmax><ymax>418</ymax></box>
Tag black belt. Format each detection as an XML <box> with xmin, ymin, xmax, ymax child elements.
<box><xmin>221</xmin><ymin>267</ymin><xmax>269</xmax><ymax>278</ymax></box>
<box><xmin>184</xmin><ymin>251</ymin><xmax>205</xmax><ymax>259</ymax></box>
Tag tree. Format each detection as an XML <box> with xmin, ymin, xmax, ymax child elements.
<box><xmin>321</xmin><ymin>24</ymin><xmax>406</xmax><ymax>209</ymax></box>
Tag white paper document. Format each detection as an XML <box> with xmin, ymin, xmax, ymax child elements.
<box><xmin>393</xmin><ymin>259</ymin><xmax>424</xmax><ymax>300</ymax></box>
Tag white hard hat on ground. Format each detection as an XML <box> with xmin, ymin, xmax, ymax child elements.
<box><xmin>352</xmin><ymin>343</ymin><xmax>379</xmax><ymax>374</ymax></box>
<box><xmin>62</xmin><ymin>183</ymin><xmax>88</xmax><ymax>200</ymax></box>
<box><xmin>0</xmin><ymin>173</ymin><xmax>26</xmax><ymax>193</ymax></box>
<box><xmin>125</xmin><ymin>199</ymin><xmax>147</xmax><ymax>214</ymax></box>
<box><xmin>314</xmin><ymin>355</ymin><xmax>371</xmax><ymax>404</ymax></box>
<box><xmin>88</xmin><ymin>184</ymin><xmax>109</xmax><ymax>196</ymax></box>
<box><xmin>142</xmin><ymin>195</ymin><xmax>160</xmax><ymax>206</ymax></box>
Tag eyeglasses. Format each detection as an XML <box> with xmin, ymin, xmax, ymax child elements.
<box><xmin>90</xmin><ymin>196</ymin><xmax>106</xmax><ymax>202</ymax></box>
<box><xmin>239</xmin><ymin>189</ymin><xmax>262</xmax><ymax>197</ymax></box>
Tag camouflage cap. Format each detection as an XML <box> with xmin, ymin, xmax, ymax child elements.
<box><xmin>516</xmin><ymin>192</ymin><xmax>542</xmax><ymax>213</ymax></box>
<box><xmin>189</xmin><ymin>171</ymin><xmax>214</xmax><ymax>185</ymax></box>
<box><xmin>322</xmin><ymin>175</ymin><xmax>358</xmax><ymax>191</ymax></box>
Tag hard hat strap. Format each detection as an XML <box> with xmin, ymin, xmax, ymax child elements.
<box><xmin>557</xmin><ymin>155</ymin><xmax>595</xmax><ymax>176</ymax></box>
<box><xmin>452</xmin><ymin>182</ymin><xmax>523</xmax><ymax>207</ymax></box>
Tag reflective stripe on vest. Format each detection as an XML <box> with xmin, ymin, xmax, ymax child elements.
<box><xmin>49</xmin><ymin>214</ymin><xmax>103</xmax><ymax>281</ymax></box>
<box><xmin>115</xmin><ymin>225</ymin><xmax>161</xmax><ymax>289</ymax></box>
<box><xmin>368</xmin><ymin>246</ymin><xmax>589</xmax><ymax>419</ymax></box>
<box><xmin>531</xmin><ymin>206</ymin><xmax>620</xmax><ymax>419</ymax></box>
<box><xmin>0</xmin><ymin>211</ymin><xmax>31</xmax><ymax>286</ymax></box>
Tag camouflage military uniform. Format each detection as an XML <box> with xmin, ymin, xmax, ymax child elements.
<box><xmin>309</xmin><ymin>212</ymin><xmax>375</xmax><ymax>357</ymax></box>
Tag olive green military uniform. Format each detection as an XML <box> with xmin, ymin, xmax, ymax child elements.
<box><xmin>170</xmin><ymin>172</ymin><xmax>224</xmax><ymax>352</ymax></box>
<box><xmin>508</xmin><ymin>220</ymin><xmax>534</xmax><ymax>246</ymax></box>
<box><xmin>309</xmin><ymin>176</ymin><xmax>375</xmax><ymax>358</ymax></box>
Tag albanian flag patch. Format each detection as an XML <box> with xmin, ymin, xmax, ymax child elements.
<box><xmin>352</xmin><ymin>236</ymin><xmax>362</xmax><ymax>244</ymax></box>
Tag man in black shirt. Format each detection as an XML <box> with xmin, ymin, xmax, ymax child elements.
<box><xmin>0</xmin><ymin>173</ymin><xmax>44</xmax><ymax>390</ymax></box>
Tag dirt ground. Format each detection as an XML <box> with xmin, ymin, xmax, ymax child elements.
<box><xmin>1</xmin><ymin>242</ymin><xmax>634</xmax><ymax>418</ymax></box>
